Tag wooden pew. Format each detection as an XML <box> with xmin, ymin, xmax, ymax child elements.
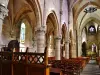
<box><xmin>96</xmin><ymin>57</ymin><xmax>100</xmax><ymax>68</ymax></box>
<box><xmin>48</xmin><ymin>57</ymin><xmax>90</xmax><ymax>75</ymax></box>
<box><xmin>50</xmin><ymin>68</ymin><xmax>62</xmax><ymax>75</ymax></box>
<box><xmin>48</xmin><ymin>57</ymin><xmax>62</xmax><ymax>75</ymax></box>
<box><xmin>0</xmin><ymin>51</ymin><xmax>12</xmax><ymax>75</ymax></box>
<box><xmin>0</xmin><ymin>49</ymin><xmax>50</xmax><ymax>75</ymax></box>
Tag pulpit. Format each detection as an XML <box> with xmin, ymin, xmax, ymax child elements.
<box><xmin>8</xmin><ymin>40</ymin><xmax>19</xmax><ymax>52</ymax></box>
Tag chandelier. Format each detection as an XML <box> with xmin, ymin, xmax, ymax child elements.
<box><xmin>84</xmin><ymin>7</ymin><xmax>97</xmax><ymax>13</ymax></box>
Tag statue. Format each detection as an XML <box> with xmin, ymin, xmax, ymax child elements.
<box><xmin>92</xmin><ymin>43</ymin><xmax>97</xmax><ymax>53</ymax></box>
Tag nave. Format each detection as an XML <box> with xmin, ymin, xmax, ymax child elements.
<box><xmin>1</xmin><ymin>0</ymin><xmax>100</xmax><ymax>75</ymax></box>
<box><xmin>81</xmin><ymin>60</ymin><xmax>100</xmax><ymax>75</ymax></box>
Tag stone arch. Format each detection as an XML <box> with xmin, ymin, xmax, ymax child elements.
<box><xmin>74</xmin><ymin>1</ymin><xmax>100</xmax><ymax>25</ymax></box>
<box><xmin>80</xmin><ymin>17</ymin><xmax>100</xmax><ymax>34</ymax></box>
<box><xmin>77</xmin><ymin>16</ymin><xmax>100</xmax><ymax>56</ymax></box>
<box><xmin>14</xmin><ymin>0</ymin><xmax>42</xmax><ymax>29</ymax></box>
<box><xmin>11</xmin><ymin>0</ymin><xmax>42</xmax><ymax>52</ymax></box>
<box><xmin>45</xmin><ymin>10</ymin><xmax>59</xmax><ymax>57</ymax></box>
<box><xmin>45</xmin><ymin>10</ymin><xmax>59</xmax><ymax>35</ymax></box>
<box><xmin>77</xmin><ymin>14</ymin><xmax>100</xmax><ymax>42</ymax></box>
<box><xmin>14</xmin><ymin>5</ymin><xmax>32</xmax><ymax>25</ymax></box>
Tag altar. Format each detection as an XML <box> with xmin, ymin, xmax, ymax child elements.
<box><xmin>87</xmin><ymin>51</ymin><xmax>97</xmax><ymax>59</ymax></box>
<box><xmin>87</xmin><ymin>43</ymin><xmax>98</xmax><ymax>59</ymax></box>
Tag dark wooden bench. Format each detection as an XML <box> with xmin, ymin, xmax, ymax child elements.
<box><xmin>48</xmin><ymin>57</ymin><xmax>90</xmax><ymax>75</ymax></box>
<box><xmin>96</xmin><ymin>57</ymin><xmax>100</xmax><ymax>68</ymax></box>
<box><xmin>50</xmin><ymin>68</ymin><xmax>62</xmax><ymax>75</ymax></box>
<box><xmin>0</xmin><ymin>49</ymin><xmax>50</xmax><ymax>75</ymax></box>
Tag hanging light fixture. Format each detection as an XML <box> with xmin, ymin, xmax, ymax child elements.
<box><xmin>84</xmin><ymin>7</ymin><xmax>97</xmax><ymax>13</ymax></box>
<box><xmin>84</xmin><ymin>1</ymin><xmax>97</xmax><ymax>13</ymax></box>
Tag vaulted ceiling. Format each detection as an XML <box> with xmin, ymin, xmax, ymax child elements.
<box><xmin>4</xmin><ymin>0</ymin><xmax>100</xmax><ymax>37</ymax></box>
<box><xmin>3</xmin><ymin>0</ymin><xmax>38</xmax><ymax>38</ymax></box>
<box><xmin>71</xmin><ymin>0</ymin><xmax>100</xmax><ymax>33</ymax></box>
<box><xmin>7</xmin><ymin>0</ymin><xmax>37</xmax><ymax>27</ymax></box>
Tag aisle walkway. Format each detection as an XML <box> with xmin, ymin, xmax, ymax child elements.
<box><xmin>80</xmin><ymin>60</ymin><xmax>100</xmax><ymax>75</ymax></box>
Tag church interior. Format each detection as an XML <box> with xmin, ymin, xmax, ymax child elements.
<box><xmin>0</xmin><ymin>0</ymin><xmax>100</xmax><ymax>75</ymax></box>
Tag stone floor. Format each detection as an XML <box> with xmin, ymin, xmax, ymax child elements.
<box><xmin>80</xmin><ymin>60</ymin><xmax>100</xmax><ymax>75</ymax></box>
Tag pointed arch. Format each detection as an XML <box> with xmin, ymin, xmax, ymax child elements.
<box><xmin>46</xmin><ymin>10</ymin><xmax>59</xmax><ymax>37</ymax></box>
<box><xmin>45</xmin><ymin>10</ymin><xmax>59</xmax><ymax>57</ymax></box>
<box><xmin>80</xmin><ymin>17</ymin><xmax>100</xmax><ymax>33</ymax></box>
<box><xmin>14</xmin><ymin>0</ymin><xmax>42</xmax><ymax>28</ymax></box>
<box><xmin>74</xmin><ymin>1</ymin><xmax>100</xmax><ymax>25</ymax></box>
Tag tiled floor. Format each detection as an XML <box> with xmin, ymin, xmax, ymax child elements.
<box><xmin>80</xmin><ymin>60</ymin><xmax>100</xmax><ymax>75</ymax></box>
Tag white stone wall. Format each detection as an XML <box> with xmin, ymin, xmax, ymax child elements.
<box><xmin>38</xmin><ymin>0</ymin><xmax>69</xmax><ymax>29</ymax></box>
<box><xmin>38</xmin><ymin>0</ymin><xmax>60</xmax><ymax>27</ymax></box>
<box><xmin>61</xmin><ymin>0</ymin><xmax>68</xmax><ymax>27</ymax></box>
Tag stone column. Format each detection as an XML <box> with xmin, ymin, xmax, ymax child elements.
<box><xmin>78</xmin><ymin>35</ymin><xmax>82</xmax><ymax>57</ymax></box>
<box><xmin>55</xmin><ymin>36</ymin><xmax>61</xmax><ymax>60</ymax></box>
<box><xmin>72</xmin><ymin>42</ymin><xmax>77</xmax><ymax>58</ymax></box>
<box><xmin>0</xmin><ymin>0</ymin><xmax>9</xmax><ymax>48</ymax></box>
<box><xmin>65</xmin><ymin>40</ymin><xmax>69</xmax><ymax>59</ymax></box>
<box><xmin>36</xmin><ymin>26</ymin><xmax>45</xmax><ymax>53</ymax></box>
<box><xmin>33</xmin><ymin>37</ymin><xmax>37</xmax><ymax>52</ymax></box>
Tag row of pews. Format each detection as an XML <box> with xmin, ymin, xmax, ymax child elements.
<box><xmin>96</xmin><ymin>57</ymin><xmax>100</xmax><ymax>68</ymax></box>
<box><xmin>0</xmin><ymin>48</ymin><xmax>90</xmax><ymax>75</ymax></box>
<box><xmin>48</xmin><ymin>57</ymin><xmax>90</xmax><ymax>75</ymax></box>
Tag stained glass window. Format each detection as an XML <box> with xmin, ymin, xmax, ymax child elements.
<box><xmin>88</xmin><ymin>25</ymin><xmax>96</xmax><ymax>34</ymax></box>
<box><xmin>89</xmin><ymin>27</ymin><xmax>94</xmax><ymax>32</ymax></box>
<box><xmin>20</xmin><ymin>23</ymin><xmax>26</xmax><ymax>43</ymax></box>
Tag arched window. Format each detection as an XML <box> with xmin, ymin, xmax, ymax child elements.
<box><xmin>88</xmin><ymin>25</ymin><xmax>96</xmax><ymax>34</ymax></box>
<box><xmin>89</xmin><ymin>27</ymin><xmax>94</xmax><ymax>32</ymax></box>
<box><xmin>20</xmin><ymin>22</ymin><xmax>26</xmax><ymax>43</ymax></box>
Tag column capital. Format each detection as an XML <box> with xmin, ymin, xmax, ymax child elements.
<box><xmin>36</xmin><ymin>26</ymin><xmax>46</xmax><ymax>33</ymax></box>
<box><xmin>65</xmin><ymin>40</ymin><xmax>70</xmax><ymax>44</ymax></box>
<box><xmin>0</xmin><ymin>4</ymin><xmax>8</xmax><ymax>20</ymax></box>
<box><xmin>0</xmin><ymin>0</ymin><xmax>9</xmax><ymax>7</ymax></box>
<box><xmin>55</xmin><ymin>36</ymin><xmax>62</xmax><ymax>40</ymax></box>
<box><xmin>65</xmin><ymin>38</ymin><xmax>71</xmax><ymax>44</ymax></box>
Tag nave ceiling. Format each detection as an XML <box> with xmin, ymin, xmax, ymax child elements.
<box><xmin>70</xmin><ymin>0</ymin><xmax>100</xmax><ymax>33</ymax></box>
<box><xmin>2</xmin><ymin>0</ymin><xmax>100</xmax><ymax>41</ymax></box>
<box><xmin>3</xmin><ymin>0</ymin><xmax>40</xmax><ymax>39</ymax></box>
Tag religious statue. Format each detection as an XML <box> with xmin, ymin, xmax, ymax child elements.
<box><xmin>92</xmin><ymin>43</ymin><xmax>97</xmax><ymax>53</ymax></box>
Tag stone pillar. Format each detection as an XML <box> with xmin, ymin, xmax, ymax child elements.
<box><xmin>55</xmin><ymin>36</ymin><xmax>61</xmax><ymax>60</ymax></box>
<box><xmin>33</xmin><ymin>37</ymin><xmax>37</xmax><ymax>52</ymax></box>
<box><xmin>78</xmin><ymin>35</ymin><xmax>82</xmax><ymax>57</ymax></box>
<box><xmin>72</xmin><ymin>42</ymin><xmax>77</xmax><ymax>58</ymax></box>
<box><xmin>65</xmin><ymin>41</ymin><xmax>69</xmax><ymax>59</ymax></box>
<box><xmin>36</xmin><ymin>26</ymin><xmax>45</xmax><ymax>53</ymax></box>
<box><xmin>0</xmin><ymin>0</ymin><xmax>9</xmax><ymax>47</ymax></box>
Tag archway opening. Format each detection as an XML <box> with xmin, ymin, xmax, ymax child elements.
<box><xmin>46</xmin><ymin>12</ymin><xmax>58</xmax><ymax>57</ymax></box>
<box><xmin>3</xmin><ymin>0</ymin><xmax>41</xmax><ymax>52</ymax></box>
